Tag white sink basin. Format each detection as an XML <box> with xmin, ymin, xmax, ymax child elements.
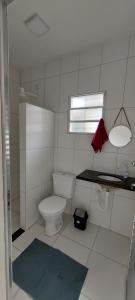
<box><xmin>97</xmin><ymin>174</ymin><xmax>122</xmax><ymax>182</ymax></box>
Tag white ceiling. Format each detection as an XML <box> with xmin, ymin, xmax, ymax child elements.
<box><xmin>8</xmin><ymin>0</ymin><xmax>135</xmax><ymax>69</ymax></box>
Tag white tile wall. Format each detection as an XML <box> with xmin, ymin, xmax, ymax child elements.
<box><xmin>54</xmin><ymin>148</ymin><xmax>74</xmax><ymax>173</ymax></box>
<box><xmin>20</xmin><ymin>36</ymin><xmax>135</xmax><ymax>237</ymax></box>
<box><xmin>79</xmin><ymin>47</ymin><xmax>102</xmax><ymax>69</ymax></box>
<box><xmin>45</xmin><ymin>59</ymin><xmax>61</xmax><ymax>78</ymax></box>
<box><xmin>102</xmin><ymin>38</ymin><xmax>129</xmax><ymax>63</ymax></box>
<box><xmin>124</xmin><ymin>57</ymin><xmax>135</xmax><ymax>108</ymax></box>
<box><xmin>45</xmin><ymin>76</ymin><xmax>60</xmax><ymax>112</ymax></box>
<box><xmin>57</xmin><ymin>113</ymin><xmax>75</xmax><ymax>149</ymax></box>
<box><xmin>73</xmin><ymin>150</ymin><xmax>93</xmax><ymax>175</ymax></box>
<box><xmin>78</xmin><ymin>66</ymin><xmax>100</xmax><ymax>94</ymax></box>
<box><xmin>93</xmin><ymin>152</ymin><xmax>117</xmax><ymax>173</ymax></box>
<box><xmin>60</xmin><ymin>72</ymin><xmax>78</xmax><ymax>112</ymax></box>
<box><xmin>61</xmin><ymin>54</ymin><xmax>79</xmax><ymax>74</ymax></box>
<box><xmin>100</xmin><ymin>60</ymin><xmax>126</xmax><ymax>109</ymax></box>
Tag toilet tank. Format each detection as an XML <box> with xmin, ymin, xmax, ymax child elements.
<box><xmin>53</xmin><ymin>172</ymin><xmax>75</xmax><ymax>199</ymax></box>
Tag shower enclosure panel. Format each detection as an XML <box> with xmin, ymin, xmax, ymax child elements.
<box><xmin>19</xmin><ymin>103</ymin><xmax>54</xmax><ymax>230</ymax></box>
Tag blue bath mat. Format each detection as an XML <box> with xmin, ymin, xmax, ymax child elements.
<box><xmin>13</xmin><ymin>239</ymin><xmax>88</xmax><ymax>300</ymax></box>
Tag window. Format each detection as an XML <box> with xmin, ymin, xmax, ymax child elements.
<box><xmin>69</xmin><ymin>92</ymin><xmax>104</xmax><ymax>133</ymax></box>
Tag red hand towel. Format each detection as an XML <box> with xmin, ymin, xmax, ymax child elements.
<box><xmin>91</xmin><ymin>118</ymin><xmax>108</xmax><ymax>152</ymax></box>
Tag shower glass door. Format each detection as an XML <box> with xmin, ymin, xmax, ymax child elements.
<box><xmin>0</xmin><ymin>0</ymin><xmax>12</xmax><ymax>299</ymax></box>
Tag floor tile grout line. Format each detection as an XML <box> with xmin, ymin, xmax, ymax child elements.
<box><xmin>80</xmin><ymin>291</ymin><xmax>92</xmax><ymax>300</ymax></box>
<box><xmin>85</xmin><ymin>226</ymin><xmax>100</xmax><ymax>266</ymax></box>
<box><xmin>91</xmin><ymin>226</ymin><xmax>101</xmax><ymax>250</ymax></box>
<box><xmin>93</xmin><ymin>249</ymin><xmax>129</xmax><ymax>268</ymax></box>
<box><xmin>13</xmin><ymin>287</ymin><xmax>20</xmax><ymax>299</ymax></box>
<box><xmin>12</xmin><ymin>220</ymin><xmax>129</xmax><ymax>269</ymax></box>
<box><xmin>13</xmin><ymin>236</ymin><xmax>129</xmax><ymax>270</ymax></box>
<box><xmin>61</xmin><ymin>232</ymin><xmax>95</xmax><ymax>251</ymax></box>
<box><xmin>12</xmin><ymin>245</ymin><xmax>22</xmax><ymax>253</ymax></box>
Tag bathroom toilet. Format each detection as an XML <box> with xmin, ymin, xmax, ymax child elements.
<box><xmin>38</xmin><ymin>172</ymin><xmax>75</xmax><ymax>236</ymax></box>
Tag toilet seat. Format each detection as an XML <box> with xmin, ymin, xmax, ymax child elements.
<box><xmin>39</xmin><ymin>195</ymin><xmax>66</xmax><ymax>216</ymax></box>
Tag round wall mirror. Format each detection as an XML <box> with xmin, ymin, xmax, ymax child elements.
<box><xmin>109</xmin><ymin>125</ymin><xmax>132</xmax><ymax>147</ymax></box>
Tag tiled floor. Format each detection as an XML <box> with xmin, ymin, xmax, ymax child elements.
<box><xmin>12</xmin><ymin>214</ymin><xmax>130</xmax><ymax>300</ymax></box>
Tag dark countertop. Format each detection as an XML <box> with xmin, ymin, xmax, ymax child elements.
<box><xmin>76</xmin><ymin>169</ymin><xmax>135</xmax><ymax>191</ymax></box>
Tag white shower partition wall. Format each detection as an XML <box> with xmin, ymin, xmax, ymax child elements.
<box><xmin>19</xmin><ymin>103</ymin><xmax>54</xmax><ymax>230</ymax></box>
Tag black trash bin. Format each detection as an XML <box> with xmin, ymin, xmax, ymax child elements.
<box><xmin>73</xmin><ymin>208</ymin><xmax>88</xmax><ymax>230</ymax></box>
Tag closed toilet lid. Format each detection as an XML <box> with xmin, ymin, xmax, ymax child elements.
<box><xmin>39</xmin><ymin>195</ymin><xmax>66</xmax><ymax>215</ymax></box>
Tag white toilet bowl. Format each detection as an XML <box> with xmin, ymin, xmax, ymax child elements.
<box><xmin>38</xmin><ymin>172</ymin><xmax>75</xmax><ymax>236</ymax></box>
<box><xmin>38</xmin><ymin>195</ymin><xmax>66</xmax><ymax>236</ymax></box>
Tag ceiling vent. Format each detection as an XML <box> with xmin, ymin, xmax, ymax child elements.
<box><xmin>24</xmin><ymin>13</ymin><xmax>50</xmax><ymax>37</ymax></box>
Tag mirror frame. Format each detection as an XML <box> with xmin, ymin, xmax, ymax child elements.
<box><xmin>109</xmin><ymin>125</ymin><xmax>132</xmax><ymax>148</ymax></box>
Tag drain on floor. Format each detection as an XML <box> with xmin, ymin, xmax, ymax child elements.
<box><xmin>12</xmin><ymin>228</ymin><xmax>25</xmax><ymax>242</ymax></box>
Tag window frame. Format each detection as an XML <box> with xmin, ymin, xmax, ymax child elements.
<box><xmin>68</xmin><ymin>91</ymin><xmax>105</xmax><ymax>134</ymax></box>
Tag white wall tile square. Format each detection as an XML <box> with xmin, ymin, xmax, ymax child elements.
<box><xmin>57</xmin><ymin>113</ymin><xmax>75</xmax><ymax>149</ymax></box>
<box><xmin>73</xmin><ymin>150</ymin><xmax>93</xmax><ymax>175</ymax></box>
<box><xmin>93</xmin><ymin>152</ymin><xmax>117</xmax><ymax>173</ymax></box>
<box><xmin>111</xmin><ymin>195</ymin><xmax>135</xmax><ymax>237</ymax></box>
<box><xmin>103</xmin><ymin>109</ymin><xmax>118</xmax><ymax>153</ymax></box>
<box><xmin>72</xmin><ymin>184</ymin><xmax>91</xmax><ymax>216</ymax></box>
<box><xmin>79</xmin><ymin>47</ymin><xmax>101</xmax><ymax>69</ymax></box>
<box><xmin>76</xmin><ymin>179</ymin><xmax>92</xmax><ymax>189</ymax></box>
<box><xmin>54</xmin><ymin>113</ymin><xmax>59</xmax><ymax>147</ymax></box>
<box><xmin>116</xmin><ymin>154</ymin><xmax>135</xmax><ymax>177</ymax></box>
<box><xmin>60</xmin><ymin>72</ymin><xmax>77</xmax><ymax>112</ymax></box>
<box><xmin>100</xmin><ymin>60</ymin><xmax>126</xmax><ymax>109</ymax></box>
<box><xmin>45</xmin><ymin>76</ymin><xmax>60</xmax><ymax>112</ymax></box>
<box><xmin>78</xmin><ymin>66</ymin><xmax>100</xmax><ymax>94</ymax></box>
<box><xmin>102</xmin><ymin>38</ymin><xmax>129</xmax><ymax>63</ymax></box>
<box><xmin>31</xmin><ymin>79</ymin><xmax>45</xmax><ymax>107</ymax></box>
<box><xmin>118</xmin><ymin>136</ymin><xmax>135</xmax><ymax>155</ymax></box>
<box><xmin>45</xmin><ymin>59</ymin><xmax>61</xmax><ymax>77</ymax></box>
<box><xmin>124</xmin><ymin>57</ymin><xmax>135</xmax><ymax>108</ymax></box>
<box><xmin>41</xmin><ymin>179</ymin><xmax>53</xmax><ymax>200</ymax></box>
<box><xmin>54</xmin><ymin>148</ymin><xmax>74</xmax><ymax>173</ymax></box>
<box><xmin>74</xmin><ymin>134</ymin><xmax>92</xmax><ymax>151</ymax></box>
<box><xmin>115</xmin><ymin>188</ymin><xmax>135</xmax><ymax>201</ymax></box>
<box><xmin>61</xmin><ymin>54</ymin><xmax>79</xmax><ymax>74</ymax></box>
<box><xmin>41</xmin><ymin>148</ymin><xmax>54</xmax><ymax>181</ymax></box>
<box><xmin>121</xmin><ymin>108</ymin><xmax>135</xmax><ymax>132</ymax></box>
<box><xmin>32</xmin><ymin>65</ymin><xmax>45</xmax><ymax>81</ymax></box>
